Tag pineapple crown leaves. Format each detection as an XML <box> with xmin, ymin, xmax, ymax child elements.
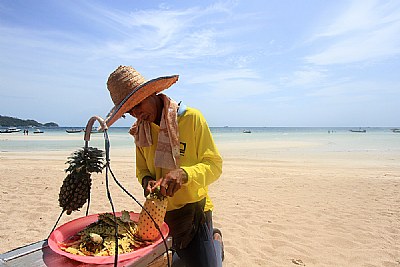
<box><xmin>147</xmin><ymin>186</ymin><xmax>165</xmax><ymax>201</ymax></box>
<box><xmin>65</xmin><ymin>147</ymin><xmax>105</xmax><ymax>174</ymax></box>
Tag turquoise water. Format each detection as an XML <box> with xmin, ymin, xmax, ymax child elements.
<box><xmin>0</xmin><ymin>127</ymin><xmax>399</xmax><ymax>153</ymax></box>
<box><xmin>212</xmin><ymin>127</ymin><xmax>400</xmax><ymax>152</ymax></box>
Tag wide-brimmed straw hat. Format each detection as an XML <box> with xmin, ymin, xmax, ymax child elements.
<box><xmin>102</xmin><ymin>65</ymin><xmax>179</xmax><ymax>129</ymax></box>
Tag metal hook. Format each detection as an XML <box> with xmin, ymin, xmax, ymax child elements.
<box><xmin>84</xmin><ymin>116</ymin><xmax>108</xmax><ymax>148</ymax></box>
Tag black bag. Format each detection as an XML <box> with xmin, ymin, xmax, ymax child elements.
<box><xmin>164</xmin><ymin>198</ymin><xmax>206</xmax><ymax>249</ymax></box>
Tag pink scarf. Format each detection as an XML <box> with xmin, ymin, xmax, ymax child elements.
<box><xmin>129</xmin><ymin>94</ymin><xmax>180</xmax><ymax>170</ymax></box>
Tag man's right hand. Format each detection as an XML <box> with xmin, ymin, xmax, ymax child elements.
<box><xmin>142</xmin><ymin>176</ymin><xmax>156</xmax><ymax>196</ymax></box>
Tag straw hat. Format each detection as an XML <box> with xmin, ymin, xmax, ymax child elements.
<box><xmin>102</xmin><ymin>65</ymin><xmax>179</xmax><ymax>128</ymax></box>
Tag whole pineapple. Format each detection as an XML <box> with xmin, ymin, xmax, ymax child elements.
<box><xmin>137</xmin><ymin>189</ymin><xmax>168</xmax><ymax>241</ymax></box>
<box><xmin>58</xmin><ymin>147</ymin><xmax>104</xmax><ymax>215</ymax></box>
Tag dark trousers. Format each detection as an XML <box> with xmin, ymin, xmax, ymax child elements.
<box><xmin>172</xmin><ymin>211</ymin><xmax>222</xmax><ymax>267</ymax></box>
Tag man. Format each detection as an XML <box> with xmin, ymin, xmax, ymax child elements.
<box><xmin>103</xmin><ymin>65</ymin><xmax>224</xmax><ymax>267</ymax></box>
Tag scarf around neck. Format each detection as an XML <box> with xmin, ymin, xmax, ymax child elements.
<box><xmin>129</xmin><ymin>94</ymin><xmax>180</xmax><ymax>170</ymax></box>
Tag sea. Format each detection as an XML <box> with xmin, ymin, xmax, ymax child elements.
<box><xmin>0</xmin><ymin>127</ymin><xmax>399</xmax><ymax>154</ymax></box>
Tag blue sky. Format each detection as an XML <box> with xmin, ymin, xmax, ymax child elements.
<box><xmin>0</xmin><ymin>0</ymin><xmax>399</xmax><ymax>127</ymax></box>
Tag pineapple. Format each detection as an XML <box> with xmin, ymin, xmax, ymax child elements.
<box><xmin>137</xmin><ymin>189</ymin><xmax>167</xmax><ymax>241</ymax></box>
<box><xmin>58</xmin><ymin>147</ymin><xmax>104</xmax><ymax>215</ymax></box>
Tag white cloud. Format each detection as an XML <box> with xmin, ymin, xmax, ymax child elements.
<box><xmin>282</xmin><ymin>68</ymin><xmax>327</xmax><ymax>87</ymax></box>
<box><xmin>176</xmin><ymin>68</ymin><xmax>275</xmax><ymax>103</ymax></box>
<box><xmin>211</xmin><ymin>79</ymin><xmax>276</xmax><ymax>100</ymax></box>
<box><xmin>307</xmin><ymin>79</ymin><xmax>395</xmax><ymax>100</ymax></box>
<box><xmin>65</xmin><ymin>1</ymin><xmax>244</xmax><ymax>61</ymax></box>
<box><xmin>186</xmin><ymin>68</ymin><xmax>260</xmax><ymax>84</ymax></box>
<box><xmin>306</xmin><ymin>0</ymin><xmax>400</xmax><ymax>65</ymax></box>
<box><xmin>306</xmin><ymin>21</ymin><xmax>400</xmax><ymax>65</ymax></box>
<box><xmin>316</xmin><ymin>0</ymin><xmax>380</xmax><ymax>37</ymax></box>
<box><xmin>0</xmin><ymin>2</ymin><xmax>242</xmax><ymax>67</ymax></box>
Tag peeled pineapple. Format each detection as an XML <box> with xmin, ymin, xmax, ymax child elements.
<box><xmin>58</xmin><ymin>147</ymin><xmax>104</xmax><ymax>215</ymax></box>
<box><xmin>137</xmin><ymin>190</ymin><xmax>167</xmax><ymax>241</ymax></box>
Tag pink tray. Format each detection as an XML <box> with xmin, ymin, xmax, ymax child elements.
<box><xmin>48</xmin><ymin>212</ymin><xmax>169</xmax><ymax>264</ymax></box>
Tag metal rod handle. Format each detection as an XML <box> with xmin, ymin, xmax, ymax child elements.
<box><xmin>84</xmin><ymin>115</ymin><xmax>107</xmax><ymax>142</ymax></box>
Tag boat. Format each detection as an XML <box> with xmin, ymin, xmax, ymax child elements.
<box><xmin>33</xmin><ymin>129</ymin><xmax>44</xmax><ymax>134</ymax></box>
<box><xmin>391</xmin><ymin>128</ymin><xmax>400</xmax><ymax>133</ymax></box>
<box><xmin>243</xmin><ymin>130</ymin><xmax>252</xmax><ymax>133</ymax></box>
<box><xmin>0</xmin><ymin>127</ymin><xmax>22</xmax><ymax>133</ymax></box>
<box><xmin>84</xmin><ymin>127</ymin><xmax>102</xmax><ymax>134</ymax></box>
<box><xmin>349</xmin><ymin>129</ymin><xmax>366</xmax><ymax>133</ymax></box>
<box><xmin>66</xmin><ymin>129</ymin><xmax>84</xmax><ymax>133</ymax></box>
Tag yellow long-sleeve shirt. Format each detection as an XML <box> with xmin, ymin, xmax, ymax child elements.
<box><xmin>136</xmin><ymin>106</ymin><xmax>223</xmax><ymax>212</ymax></box>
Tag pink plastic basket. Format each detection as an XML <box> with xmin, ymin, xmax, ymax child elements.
<box><xmin>48</xmin><ymin>212</ymin><xmax>169</xmax><ymax>264</ymax></box>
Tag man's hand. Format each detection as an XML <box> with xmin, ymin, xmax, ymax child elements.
<box><xmin>142</xmin><ymin>176</ymin><xmax>156</xmax><ymax>197</ymax></box>
<box><xmin>158</xmin><ymin>168</ymin><xmax>188</xmax><ymax>197</ymax></box>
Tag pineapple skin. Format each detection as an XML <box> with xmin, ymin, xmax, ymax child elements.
<box><xmin>137</xmin><ymin>197</ymin><xmax>168</xmax><ymax>241</ymax></box>
<box><xmin>58</xmin><ymin>172</ymin><xmax>92</xmax><ymax>215</ymax></box>
<box><xmin>58</xmin><ymin>147</ymin><xmax>104</xmax><ymax>215</ymax></box>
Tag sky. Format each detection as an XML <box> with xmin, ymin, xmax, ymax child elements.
<box><xmin>0</xmin><ymin>0</ymin><xmax>399</xmax><ymax>127</ymax></box>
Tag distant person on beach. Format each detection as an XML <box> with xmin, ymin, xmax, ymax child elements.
<box><xmin>102</xmin><ymin>65</ymin><xmax>224</xmax><ymax>267</ymax></box>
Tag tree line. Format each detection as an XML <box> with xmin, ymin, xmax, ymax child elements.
<box><xmin>0</xmin><ymin>115</ymin><xmax>58</xmax><ymax>127</ymax></box>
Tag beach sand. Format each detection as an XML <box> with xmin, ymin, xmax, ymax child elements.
<box><xmin>0</xmin><ymin>137</ymin><xmax>399</xmax><ymax>266</ymax></box>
